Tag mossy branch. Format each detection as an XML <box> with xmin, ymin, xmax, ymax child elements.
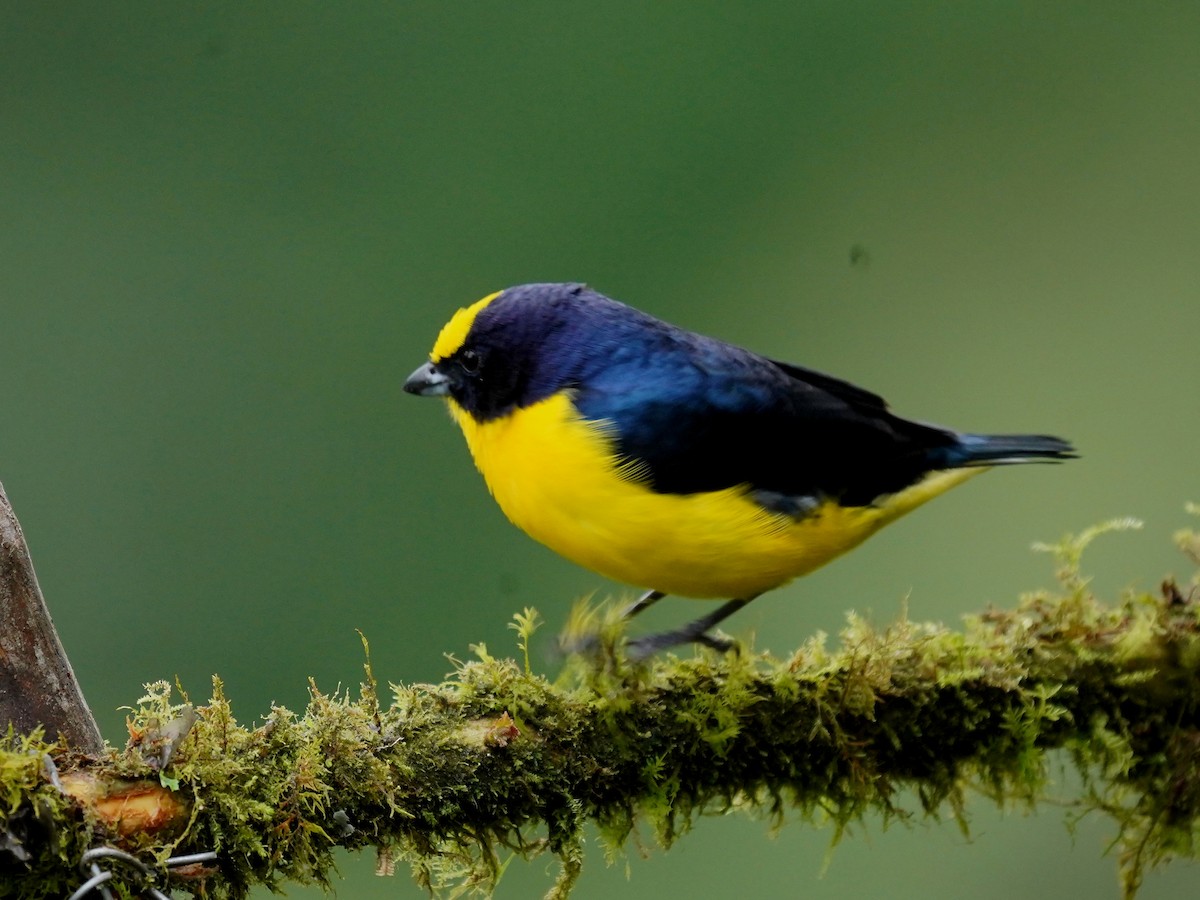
<box><xmin>4</xmin><ymin>517</ymin><xmax>1200</xmax><ymax>900</ymax></box>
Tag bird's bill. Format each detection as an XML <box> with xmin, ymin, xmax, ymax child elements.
<box><xmin>403</xmin><ymin>361</ymin><xmax>450</xmax><ymax>397</ymax></box>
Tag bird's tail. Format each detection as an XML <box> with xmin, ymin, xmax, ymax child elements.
<box><xmin>933</xmin><ymin>433</ymin><xmax>1076</xmax><ymax>468</ymax></box>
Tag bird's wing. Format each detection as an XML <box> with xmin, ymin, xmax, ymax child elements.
<box><xmin>765</xmin><ymin>358</ymin><xmax>890</xmax><ymax>417</ymax></box>
<box><xmin>573</xmin><ymin>339</ymin><xmax>957</xmax><ymax>507</ymax></box>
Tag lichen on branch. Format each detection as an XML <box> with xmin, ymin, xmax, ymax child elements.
<box><xmin>3</xmin><ymin>517</ymin><xmax>1200</xmax><ymax>900</ymax></box>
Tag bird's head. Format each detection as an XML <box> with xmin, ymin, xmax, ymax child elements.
<box><xmin>404</xmin><ymin>282</ymin><xmax>618</xmax><ymax>422</ymax></box>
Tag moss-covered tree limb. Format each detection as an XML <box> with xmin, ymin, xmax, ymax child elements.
<box><xmin>3</xmin><ymin>518</ymin><xmax>1200</xmax><ymax>900</ymax></box>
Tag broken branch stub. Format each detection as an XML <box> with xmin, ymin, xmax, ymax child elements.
<box><xmin>0</xmin><ymin>481</ymin><xmax>102</xmax><ymax>754</ymax></box>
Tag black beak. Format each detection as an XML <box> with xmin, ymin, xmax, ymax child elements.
<box><xmin>403</xmin><ymin>361</ymin><xmax>451</xmax><ymax>397</ymax></box>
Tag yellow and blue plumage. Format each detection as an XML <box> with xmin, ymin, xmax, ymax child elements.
<box><xmin>404</xmin><ymin>283</ymin><xmax>1074</xmax><ymax>653</ymax></box>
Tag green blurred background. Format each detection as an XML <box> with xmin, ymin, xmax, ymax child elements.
<box><xmin>3</xmin><ymin>3</ymin><xmax>1198</xmax><ymax>897</ymax></box>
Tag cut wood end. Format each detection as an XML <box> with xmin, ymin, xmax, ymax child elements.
<box><xmin>60</xmin><ymin>772</ymin><xmax>191</xmax><ymax>837</ymax></box>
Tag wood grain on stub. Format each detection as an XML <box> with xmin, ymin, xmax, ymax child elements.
<box><xmin>0</xmin><ymin>481</ymin><xmax>103</xmax><ymax>754</ymax></box>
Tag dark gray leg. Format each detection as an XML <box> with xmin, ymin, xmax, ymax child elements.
<box><xmin>560</xmin><ymin>589</ymin><xmax>666</xmax><ymax>655</ymax></box>
<box><xmin>626</xmin><ymin>598</ymin><xmax>751</xmax><ymax>659</ymax></box>
<box><xmin>622</xmin><ymin>589</ymin><xmax>665</xmax><ymax>619</ymax></box>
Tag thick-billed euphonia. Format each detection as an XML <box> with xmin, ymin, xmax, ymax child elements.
<box><xmin>404</xmin><ymin>283</ymin><xmax>1073</xmax><ymax>654</ymax></box>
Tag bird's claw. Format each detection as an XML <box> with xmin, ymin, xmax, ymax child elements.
<box><xmin>625</xmin><ymin>629</ymin><xmax>738</xmax><ymax>661</ymax></box>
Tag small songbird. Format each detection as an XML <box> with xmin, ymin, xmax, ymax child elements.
<box><xmin>404</xmin><ymin>283</ymin><xmax>1073</xmax><ymax>655</ymax></box>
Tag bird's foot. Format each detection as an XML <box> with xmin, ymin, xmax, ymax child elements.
<box><xmin>560</xmin><ymin>595</ymin><xmax>750</xmax><ymax>661</ymax></box>
<box><xmin>625</xmin><ymin>597</ymin><xmax>751</xmax><ymax>659</ymax></box>
<box><xmin>561</xmin><ymin>624</ymin><xmax>737</xmax><ymax>661</ymax></box>
<box><xmin>558</xmin><ymin>631</ymin><xmax>602</xmax><ymax>657</ymax></box>
<box><xmin>625</xmin><ymin>627</ymin><xmax>738</xmax><ymax>661</ymax></box>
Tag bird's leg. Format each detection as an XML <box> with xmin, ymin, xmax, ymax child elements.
<box><xmin>626</xmin><ymin>597</ymin><xmax>750</xmax><ymax>659</ymax></box>
<box><xmin>559</xmin><ymin>589</ymin><xmax>667</xmax><ymax>655</ymax></box>
<box><xmin>622</xmin><ymin>589</ymin><xmax>665</xmax><ymax>619</ymax></box>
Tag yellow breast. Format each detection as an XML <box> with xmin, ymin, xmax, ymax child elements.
<box><xmin>447</xmin><ymin>392</ymin><xmax>983</xmax><ymax>599</ymax></box>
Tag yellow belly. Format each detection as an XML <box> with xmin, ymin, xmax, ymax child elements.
<box><xmin>448</xmin><ymin>392</ymin><xmax>983</xmax><ymax>599</ymax></box>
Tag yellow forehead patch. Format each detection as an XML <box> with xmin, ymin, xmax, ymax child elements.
<box><xmin>430</xmin><ymin>290</ymin><xmax>503</xmax><ymax>362</ymax></box>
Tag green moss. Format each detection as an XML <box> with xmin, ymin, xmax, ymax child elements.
<box><xmin>0</xmin><ymin>729</ymin><xmax>95</xmax><ymax>899</ymax></box>
<box><xmin>3</xmin><ymin>512</ymin><xmax>1200</xmax><ymax>899</ymax></box>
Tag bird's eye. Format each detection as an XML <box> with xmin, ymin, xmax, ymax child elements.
<box><xmin>460</xmin><ymin>349</ymin><xmax>481</xmax><ymax>375</ymax></box>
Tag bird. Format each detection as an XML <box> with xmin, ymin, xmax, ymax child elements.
<box><xmin>403</xmin><ymin>283</ymin><xmax>1074</xmax><ymax>656</ymax></box>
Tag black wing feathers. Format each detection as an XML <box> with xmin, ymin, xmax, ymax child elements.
<box><xmin>579</xmin><ymin>345</ymin><xmax>961</xmax><ymax>506</ymax></box>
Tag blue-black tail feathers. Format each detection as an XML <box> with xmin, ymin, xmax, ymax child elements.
<box><xmin>933</xmin><ymin>433</ymin><xmax>1077</xmax><ymax>469</ymax></box>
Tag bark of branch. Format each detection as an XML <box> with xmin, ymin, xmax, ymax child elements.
<box><xmin>0</xmin><ymin>481</ymin><xmax>102</xmax><ymax>755</ymax></box>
